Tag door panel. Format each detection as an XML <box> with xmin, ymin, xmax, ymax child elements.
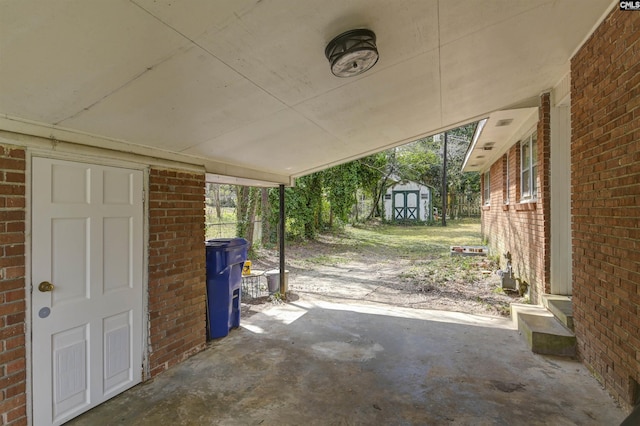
<box><xmin>52</xmin><ymin>218</ymin><xmax>89</xmax><ymax>305</ymax></box>
<box><xmin>52</xmin><ymin>325</ymin><xmax>88</xmax><ymax>418</ymax></box>
<box><xmin>393</xmin><ymin>192</ymin><xmax>405</xmax><ymax>220</ymax></box>
<box><xmin>32</xmin><ymin>157</ymin><xmax>144</xmax><ymax>425</ymax></box>
<box><xmin>51</xmin><ymin>163</ymin><xmax>89</xmax><ymax>204</ymax></box>
<box><xmin>103</xmin><ymin>311</ymin><xmax>133</xmax><ymax>393</ymax></box>
<box><xmin>393</xmin><ymin>190</ymin><xmax>420</xmax><ymax>220</ymax></box>
<box><xmin>103</xmin><ymin>217</ymin><xmax>132</xmax><ymax>292</ymax></box>
<box><xmin>406</xmin><ymin>192</ymin><xmax>418</xmax><ymax>219</ymax></box>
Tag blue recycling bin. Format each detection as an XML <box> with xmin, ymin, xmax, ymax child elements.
<box><xmin>205</xmin><ymin>238</ymin><xmax>249</xmax><ymax>339</ymax></box>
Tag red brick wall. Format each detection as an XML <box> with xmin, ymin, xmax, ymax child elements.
<box><xmin>147</xmin><ymin>168</ymin><xmax>207</xmax><ymax>377</ymax></box>
<box><xmin>481</xmin><ymin>93</ymin><xmax>551</xmax><ymax>303</ymax></box>
<box><xmin>0</xmin><ymin>145</ymin><xmax>27</xmax><ymax>425</ymax></box>
<box><xmin>571</xmin><ymin>9</ymin><xmax>640</xmax><ymax>408</ymax></box>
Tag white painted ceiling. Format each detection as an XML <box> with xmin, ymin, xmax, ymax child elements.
<box><xmin>0</xmin><ymin>0</ymin><xmax>613</xmax><ymax>185</ymax></box>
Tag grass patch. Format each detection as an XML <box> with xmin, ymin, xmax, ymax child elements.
<box><xmin>347</xmin><ymin>219</ymin><xmax>483</xmax><ymax>259</ymax></box>
<box><xmin>255</xmin><ymin>218</ymin><xmax>524</xmax><ymax>317</ymax></box>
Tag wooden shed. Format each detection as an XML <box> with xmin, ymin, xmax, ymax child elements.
<box><xmin>383</xmin><ymin>180</ymin><xmax>433</xmax><ymax>222</ymax></box>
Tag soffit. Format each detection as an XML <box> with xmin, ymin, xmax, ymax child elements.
<box><xmin>462</xmin><ymin>108</ymin><xmax>539</xmax><ymax>172</ymax></box>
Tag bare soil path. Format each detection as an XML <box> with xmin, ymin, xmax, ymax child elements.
<box><xmin>251</xmin><ymin>219</ymin><xmax>525</xmax><ymax>317</ymax></box>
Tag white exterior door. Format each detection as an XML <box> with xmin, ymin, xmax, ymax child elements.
<box><xmin>31</xmin><ymin>157</ymin><xmax>144</xmax><ymax>425</ymax></box>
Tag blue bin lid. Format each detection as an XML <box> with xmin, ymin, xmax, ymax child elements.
<box><xmin>205</xmin><ymin>238</ymin><xmax>249</xmax><ymax>250</ymax></box>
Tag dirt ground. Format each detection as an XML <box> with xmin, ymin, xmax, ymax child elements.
<box><xmin>249</xmin><ymin>221</ymin><xmax>525</xmax><ymax>317</ymax></box>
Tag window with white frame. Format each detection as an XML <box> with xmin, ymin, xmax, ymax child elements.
<box><xmin>483</xmin><ymin>170</ymin><xmax>490</xmax><ymax>205</ymax></box>
<box><xmin>521</xmin><ymin>132</ymin><xmax>538</xmax><ymax>201</ymax></box>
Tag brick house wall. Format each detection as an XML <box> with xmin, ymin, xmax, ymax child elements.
<box><xmin>0</xmin><ymin>145</ymin><xmax>27</xmax><ymax>425</ymax></box>
<box><xmin>147</xmin><ymin>168</ymin><xmax>207</xmax><ymax>377</ymax></box>
<box><xmin>571</xmin><ymin>9</ymin><xmax>640</xmax><ymax>409</ymax></box>
<box><xmin>481</xmin><ymin>93</ymin><xmax>551</xmax><ymax>303</ymax></box>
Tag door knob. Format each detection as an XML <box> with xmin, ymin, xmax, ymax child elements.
<box><xmin>38</xmin><ymin>281</ymin><xmax>54</xmax><ymax>292</ymax></box>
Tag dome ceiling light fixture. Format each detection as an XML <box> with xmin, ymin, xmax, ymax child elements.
<box><xmin>324</xmin><ymin>29</ymin><xmax>379</xmax><ymax>78</ymax></box>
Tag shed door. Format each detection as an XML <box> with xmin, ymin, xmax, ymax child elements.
<box><xmin>31</xmin><ymin>158</ymin><xmax>144</xmax><ymax>425</ymax></box>
<box><xmin>393</xmin><ymin>190</ymin><xmax>419</xmax><ymax>220</ymax></box>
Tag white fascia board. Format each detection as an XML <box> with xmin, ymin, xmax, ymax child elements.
<box><xmin>0</xmin><ymin>115</ymin><xmax>292</xmax><ymax>186</ymax></box>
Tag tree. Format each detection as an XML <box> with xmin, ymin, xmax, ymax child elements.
<box><xmin>205</xmin><ymin>183</ymin><xmax>222</xmax><ymax>219</ymax></box>
<box><xmin>259</xmin><ymin>122</ymin><xmax>481</xmax><ymax>239</ymax></box>
<box><xmin>355</xmin><ymin>152</ymin><xmax>390</xmax><ymax>220</ymax></box>
<box><xmin>323</xmin><ymin>162</ymin><xmax>360</xmax><ymax>226</ymax></box>
<box><xmin>212</xmin><ymin>185</ymin><xmax>221</xmax><ymax>219</ymax></box>
<box><xmin>391</xmin><ymin>123</ymin><xmax>480</xmax><ymax>219</ymax></box>
<box><xmin>395</xmin><ymin>140</ymin><xmax>441</xmax><ymax>188</ymax></box>
<box><xmin>264</xmin><ymin>173</ymin><xmax>323</xmax><ymax>241</ymax></box>
<box><xmin>261</xmin><ymin>188</ymin><xmax>272</xmax><ymax>247</ymax></box>
<box><xmin>236</xmin><ymin>186</ymin><xmax>260</xmax><ymax>252</ymax></box>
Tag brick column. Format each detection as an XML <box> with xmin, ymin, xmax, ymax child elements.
<box><xmin>0</xmin><ymin>145</ymin><xmax>27</xmax><ymax>425</ymax></box>
<box><xmin>147</xmin><ymin>168</ymin><xmax>207</xmax><ymax>377</ymax></box>
<box><xmin>538</xmin><ymin>92</ymin><xmax>552</xmax><ymax>294</ymax></box>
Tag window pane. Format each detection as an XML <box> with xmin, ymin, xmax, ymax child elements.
<box><xmin>531</xmin><ymin>133</ymin><xmax>538</xmax><ymax>164</ymax></box>
<box><xmin>532</xmin><ymin>165</ymin><xmax>538</xmax><ymax>198</ymax></box>
<box><xmin>522</xmin><ymin>170</ymin><xmax>530</xmax><ymax>197</ymax></box>
<box><xmin>522</xmin><ymin>140</ymin><xmax>530</xmax><ymax>168</ymax></box>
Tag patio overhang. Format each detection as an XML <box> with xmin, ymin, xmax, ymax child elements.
<box><xmin>0</xmin><ymin>1</ymin><xmax>616</xmax><ymax>183</ymax></box>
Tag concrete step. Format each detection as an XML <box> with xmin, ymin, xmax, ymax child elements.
<box><xmin>511</xmin><ymin>303</ymin><xmax>553</xmax><ymax>327</ymax></box>
<box><xmin>542</xmin><ymin>295</ymin><xmax>574</xmax><ymax>331</ymax></box>
<box><xmin>511</xmin><ymin>303</ymin><xmax>576</xmax><ymax>357</ymax></box>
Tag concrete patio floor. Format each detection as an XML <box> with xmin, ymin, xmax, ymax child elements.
<box><xmin>68</xmin><ymin>296</ymin><xmax>625</xmax><ymax>425</ymax></box>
